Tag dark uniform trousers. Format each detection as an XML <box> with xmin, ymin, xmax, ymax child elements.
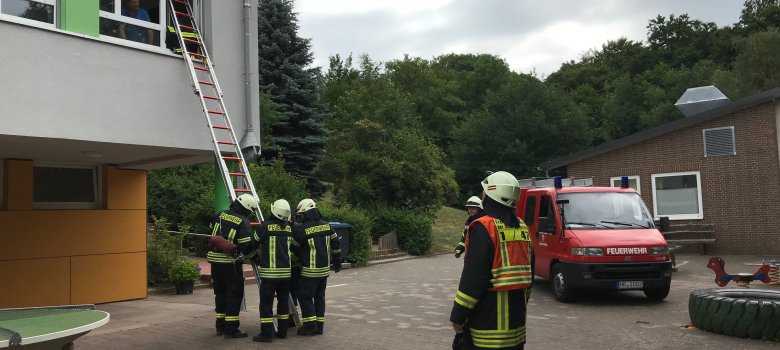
<box><xmin>212</xmin><ymin>262</ymin><xmax>245</xmax><ymax>333</ymax></box>
<box><xmin>259</xmin><ymin>279</ymin><xmax>290</xmax><ymax>336</ymax></box>
<box><xmin>298</xmin><ymin>277</ymin><xmax>328</xmax><ymax>332</ymax></box>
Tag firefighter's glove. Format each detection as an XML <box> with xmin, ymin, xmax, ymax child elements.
<box><xmin>454</xmin><ymin>247</ymin><xmax>464</xmax><ymax>258</ymax></box>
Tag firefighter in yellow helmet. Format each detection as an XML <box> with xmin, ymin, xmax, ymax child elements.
<box><xmin>450</xmin><ymin>171</ymin><xmax>533</xmax><ymax>349</ymax></box>
<box><xmin>291</xmin><ymin>198</ymin><xmax>341</xmax><ymax>335</ymax></box>
<box><xmin>250</xmin><ymin>199</ymin><xmax>294</xmax><ymax>342</ymax></box>
<box><xmin>208</xmin><ymin>193</ymin><xmax>258</xmax><ymax>339</ymax></box>
<box><xmin>454</xmin><ymin>196</ymin><xmax>484</xmax><ymax>258</ymax></box>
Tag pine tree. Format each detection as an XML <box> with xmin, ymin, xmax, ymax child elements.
<box><xmin>258</xmin><ymin>0</ymin><xmax>328</xmax><ymax>181</ymax></box>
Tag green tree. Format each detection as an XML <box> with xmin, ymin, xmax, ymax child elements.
<box><xmin>738</xmin><ymin>0</ymin><xmax>780</xmax><ymax>34</ymax></box>
<box><xmin>647</xmin><ymin>14</ymin><xmax>720</xmax><ymax>68</ymax></box>
<box><xmin>258</xmin><ymin>0</ymin><xmax>329</xmax><ymax>181</ymax></box>
<box><xmin>714</xmin><ymin>29</ymin><xmax>780</xmax><ymax>98</ymax></box>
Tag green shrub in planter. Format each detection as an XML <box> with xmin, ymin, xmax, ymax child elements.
<box><xmin>168</xmin><ymin>258</ymin><xmax>201</xmax><ymax>283</ymax></box>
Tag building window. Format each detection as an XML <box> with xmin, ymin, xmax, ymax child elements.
<box><xmin>99</xmin><ymin>0</ymin><xmax>165</xmax><ymax>47</ymax></box>
<box><xmin>651</xmin><ymin>171</ymin><xmax>703</xmax><ymax>220</ymax></box>
<box><xmin>610</xmin><ymin>175</ymin><xmax>641</xmax><ymax>194</ymax></box>
<box><xmin>703</xmin><ymin>126</ymin><xmax>736</xmax><ymax>157</ymax></box>
<box><xmin>33</xmin><ymin>164</ymin><xmax>100</xmax><ymax>209</ymax></box>
<box><xmin>0</xmin><ymin>0</ymin><xmax>56</xmax><ymax>27</ymax></box>
<box><xmin>523</xmin><ymin>196</ymin><xmax>536</xmax><ymax>226</ymax></box>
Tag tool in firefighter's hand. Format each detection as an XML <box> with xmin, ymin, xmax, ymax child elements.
<box><xmin>209</xmin><ymin>235</ymin><xmax>237</xmax><ymax>255</ymax></box>
<box><xmin>707</xmin><ymin>256</ymin><xmax>771</xmax><ymax>287</ymax></box>
<box><xmin>452</xmin><ymin>331</ymin><xmax>464</xmax><ymax>349</ymax></box>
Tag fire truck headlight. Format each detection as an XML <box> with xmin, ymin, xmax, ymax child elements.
<box><xmin>571</xmin><ymin>248</ymin><xmax>604</xmax><ymax>256</ymax></box>
<box><xmin>649</xmin><ymin>246</ymin><xmax>669</xmax><ymax>255</ymax></box>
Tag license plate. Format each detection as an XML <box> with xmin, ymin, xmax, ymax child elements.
<box><xmin>616</xmin><ymin>281</ymin><xmax>643</xmax><ymax>289</ymax></box>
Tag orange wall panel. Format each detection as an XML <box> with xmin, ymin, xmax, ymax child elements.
<box><xmin>105</xmin><ymin>166</ymin><xmax>146</xmax><ymax>210</ymax></box>
<box><xmin>71</xmin><ymin>252</ymin><xmax>147</xmax><ymax>304</ymax></box>
<box><xmin>0</xmin><ymin>257</ymin><xmax>70</xmax><ymax>308</ymax></box>
<box><xmin>5</xmin><ymin>159</ymin><xmax>32</xmax><ymax>210</ymax></box>
<box><xmin>0</xmin><ymin>210</ymin><xmax>146</xmax><ymax>260</ymax></box>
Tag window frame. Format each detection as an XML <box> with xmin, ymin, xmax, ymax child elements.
<box><xmin>650</xmin><ymin>171</ymin><xmax>703</xmax><ymax>221</ymax></box>
<box><xmin>0</xmin><ymin>0</ymin><xmax>58</xmax><ymax>28</ymax></box>
<box><xmin>703</xmin><ymin>126</ymin><xmax>736</xmax><ymax>157</ymax></box>
<box><xmin>98</xmin><ymin>0</ymin><xmax>167</xmax><ymax>49</ymax></box>
<box><xmin>32</xmin><ymin>163</ymin><xmax>101</xmax><ymax>210</ymax></box>
<box><xmin>609</xmin><ymin>175</ymin><xmax>641</xmax><ymax>194</ymax></box>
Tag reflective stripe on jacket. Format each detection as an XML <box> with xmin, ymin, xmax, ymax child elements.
<box><xmin>467</xmin><ymin>216</ymin><xmax>532</xmax><ymax>291</ymax></box>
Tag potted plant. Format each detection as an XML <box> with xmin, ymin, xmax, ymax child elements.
<box><xmin>168</xmin><ymin>258</ymin><xmax>201</xmax><ymax>294</ymax></box>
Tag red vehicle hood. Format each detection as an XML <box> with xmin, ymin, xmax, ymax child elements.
<box><xmin>567</xmin><ymin>228</ymin><xmax>667</xmax><ymax>248</ymax></box>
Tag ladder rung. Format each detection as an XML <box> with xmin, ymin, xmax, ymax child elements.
<box><xmin>212</xmin><ymin>125</ymin><xmax>229</xmax><ymax>130</ymax></box>
<box><xmin>188</xmin><ymin>52</ymin><xmax>206</xmax><ymax>58</ymax></box>
<box><xmin>173</xmin><ymin>0</ymin><xmax>187</xmax><ymax>4</ymax></box>
<box><xmin>217</xmin><ymin>141</ymin><xmax>235</xmax><ymax>145</ymax></box>
<box><xmin>204</xmin><ymin>95</ymin><xmax>220</xmax><ymax>100</ymax></box>
<box><xmin>234</xmin><ymin>188</ymin><xmax>251</xmax><ymax>193</ymax></box>
<box><xmin>183</xmin><ymin>38</ymin><xmax>200</xmax><ymax>45</ymax></box>
<box><xmin>207</xmin><ymin>110</ymin><xmax>224</xmax><ymax>115</ymax></box>
<box><xmin>222</xmin><ymin>156</ymin><xmax>241</xmax><ymax>161</ymax></box>
<box><xmin>194</xmin><ymin>66</ymin><xmax>209</xmax><ymax>71</ymax></box>
<box><xmin>179</xmin><ymin>24</ymin><xmax>196</xmax><ymax>32</ymax></box>
<box><xmin>198</xmin><ymin>80</ymin><xmax>214</xmax><ymax>86</ymax></box>
<box><xmin>174</xmin><ymin>10</ymin><xmax>190</xmax><ymax>17</ymax></box>
<box><xmin>250</xmin><ymin>221</ymin><xmax>261</xmax><ymax>226</ymax></box>
<box><xmin>228</xmin><ymin>172</ymin><xmax>246</xmax><ymax>177</ymax></box>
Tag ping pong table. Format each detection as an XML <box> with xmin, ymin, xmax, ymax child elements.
<box><xmin>0</xmin><ymin>305</ymin><xmax>109</xmax><ymax>350</ymax></box>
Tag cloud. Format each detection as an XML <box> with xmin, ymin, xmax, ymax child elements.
<box><xmin>294</xmin><ymin>0</ymin><xmax>744</xmax><ymax>75</ymax></box>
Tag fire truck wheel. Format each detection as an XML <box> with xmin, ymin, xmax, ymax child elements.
<box><xmin>551</xmin><ymin>264</ymin><xmax>577</xmax><ymax>303</ymax></box>
<box><xmin>643</xmin><ymin>284</ymin><xmax>670</xmax><ymax>301</ymax></box>
<box><xmin>689</xmin><ymin>288</ymin><xmax>780</xmax><ymax>341</ymax></box>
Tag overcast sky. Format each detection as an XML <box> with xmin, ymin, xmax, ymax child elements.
<box><xmin>293</xmin><ymin>0</ymin><xmax>745</xmax><ymax>77</ymax></box>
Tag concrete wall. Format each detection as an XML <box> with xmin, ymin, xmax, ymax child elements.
<box><xmin>0</xmin><ymin>0</ymin><xmax>259</xmax><ymax>157</ymax></box>
<box><xmin>565</xmin><ymin>102</ymin><xmax>780</xmax><ymax>254</ymax></box>
<box><xmin>0</xmin><ymin>160</ymin><xmax>147</xmax><ymax>307</ymax></box>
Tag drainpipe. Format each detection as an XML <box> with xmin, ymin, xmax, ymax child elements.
<box><xmin>239</xmin><ymin>0</ymin><xmax>260</xmax><ymax>160</ymax></box>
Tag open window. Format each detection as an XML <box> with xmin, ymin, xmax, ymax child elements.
<box><xmin>33</xmin><ymin>163</ymin><xmax>101</xmax><ymax>210</ymax></box>
<box><xmin>651</xmin><ymin>171</ymin><xmax>703</xmax><ymax>220</ymax></box>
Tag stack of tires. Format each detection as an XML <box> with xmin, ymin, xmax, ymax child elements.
<box><xmin>689</xmin><ymin>288</ymin><xmax>780</xmax><ymax>341</ymax></box>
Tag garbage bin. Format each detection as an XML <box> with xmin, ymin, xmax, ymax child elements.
<box><xmin>329</xmin><ymin>222</ymin><xmax>352</xmax><ymax>262</ymax></box>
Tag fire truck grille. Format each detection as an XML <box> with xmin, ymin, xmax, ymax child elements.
<box><xmin>592</xmin><ymin>264</ymin><xmax>663</xmax><ymax>280</ymax></box>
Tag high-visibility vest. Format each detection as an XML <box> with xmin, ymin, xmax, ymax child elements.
<box><xmin>467</xmin><ymin>216</ymin><xmax>532</xmax><ymax>291</ymax></box>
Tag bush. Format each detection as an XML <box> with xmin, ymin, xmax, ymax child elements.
<box><xmin>147</xmin><ymin>217</ymin><xmax>187</xmax><ymax>285</ymax></box>
<box><xmin>369</xmin><ymin>204</ymin><xmax>433</xmax><ymax>256</ymax></box>
<box><xmin>318</xmin><ymin>203</ymin><xmax>372</xmax><ymax>267</ymax></box>
<box><xmin>168</xmin><ymin>258</ymin><xmax>201</xmax><ymax>283</ymax></box>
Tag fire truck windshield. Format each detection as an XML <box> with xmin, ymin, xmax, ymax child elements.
<box><xmin>557</xmin><ymin>192</ymin><xmax>654</xmax><ymax>229</ymax></box>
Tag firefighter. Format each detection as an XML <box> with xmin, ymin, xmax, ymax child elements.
<box><xmin>166</xmin><ymin>0</ymin><xmax>199</xmax><ymax>54</ymax></box>
<box><xmin>251</xmin><ymin>199</ymin><xmax>294</xmax><ymax>342</ymax></box>
<box><xmin>454</xmin><ymin>196</ymin><xmax>485</xmax><ymax>258</ymax></box>
<box><xmin>208</xmin><ymin>194</ymin><xmax>257</xmax><ymax>339</ymax></box>
<box><xmin>450</xmin><ymin>171</ymin><xmax>533</xmax><ymax>350</ymax></box>
<box><xmin>292</xmin><ymin>198</ymin><xmax>341</xmax><ymax>336</ymax></box>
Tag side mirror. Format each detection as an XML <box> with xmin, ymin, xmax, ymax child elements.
<box><xmin>659</xmin><ymin>216</ymin><xmax>670</xmax><ymax>232</ymax></box>
<box><xmin>538</xmin><ymin>217</ymin><xmax>556</xmax><ymax>234</ymax></box>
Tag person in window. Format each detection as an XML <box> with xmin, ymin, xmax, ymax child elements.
<box><xmin>119</xmin><ymin>0</ymin><xmax>153</xmax><ymax>44</ymax></box>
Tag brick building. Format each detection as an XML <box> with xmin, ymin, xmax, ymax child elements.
<box><xmin>541</xmin><ymin>88</ymin><xmax>780</xmax><ymax>255</ymax></box>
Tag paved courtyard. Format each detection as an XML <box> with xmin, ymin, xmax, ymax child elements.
<box><xmin>79</xmin><ymin>254</ymin><xmax>779</xmax><ymax>349</ymax></box>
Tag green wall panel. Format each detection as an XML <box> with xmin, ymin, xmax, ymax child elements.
<box><xmin>61</xmin><ymin>0</ymin><xmax>98</xmax><ymax>37</ymax></box>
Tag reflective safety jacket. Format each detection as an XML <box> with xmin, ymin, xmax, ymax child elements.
<box><xmin>252</xmin><ymin>217</ymin><xmax>294</xmax><ymax>280</ymax></box>
<box><xmin>450</xmin><ymin>208</ymin><xmax>533</xmax><ymax>349</ymax></box>
<box><xmin>166</xmin><ymin>25</ymin><xmax>199</xmax><ymax>53</ymax></box>
<box><xmin>292</xmin><ymin>210</ymin><xmax>340</xmax><ymax>278</ymax></box>
<box><xmin>207</xmin><ymin>202</ymin><xmax>253</xmax><ymax>264</ymax></box>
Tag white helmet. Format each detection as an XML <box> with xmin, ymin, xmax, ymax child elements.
<box><xmin>236</xmin><ymin>193</ymin><xmax>259</xmax><ymax>211</ymax></box>
<box><xmin>465</xmin><ymin>196</ymin><xmax>483</xmax><ymax>209</ymax></box>
<box><xmin>481</xmin><ymin>171</ymin><xmax>520</xmax><ymax>208</ymax></box>
<box><xmin>296</xmin><ymin>198</ymin><xmax>317</xmax><ymax>214</ymax></box>
<box><xmin>271</xmin><ymin>199</ymin><xmax>291</xmax><ymax>221</ymax></box>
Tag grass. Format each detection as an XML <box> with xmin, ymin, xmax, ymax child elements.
<box><xmin>431</xmin><ymin>206</ymin><xmax>468</xmax><ymax>254</ymax></box>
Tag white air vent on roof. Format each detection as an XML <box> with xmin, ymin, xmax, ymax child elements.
<box><xmin>703</xmin><ymin>126</ymin><xmax>735</xmax><ymax>157</ymax></box>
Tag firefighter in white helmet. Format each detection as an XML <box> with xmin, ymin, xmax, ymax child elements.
<box><xmin>250</xmin><ymin>199</ymin><xmax>294</xmax><ymax>342</ymax></box>
<box><xmin>450</xmin><ymin>171</ymin><xmax>533</xmax><ymax>349</ymax></box>
<box><xmin>208</xmin><ymin>193</ymin><xmax>258</xmax><ymax>339</ymax></box>
<box><xmin>291</xmin><ymin>198</ymin><xmax>341</xmax><ymax>335</ymax></box>
<box><xmin>454</xmin><ymin>196</ymin><xmax>484</xmax><ymax>258</ymax></box>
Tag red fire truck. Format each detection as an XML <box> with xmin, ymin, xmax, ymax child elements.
<box><xmin>516</xmin><ymin>176</ymin><xmax>673</xmax><ymax>302</ymax></box>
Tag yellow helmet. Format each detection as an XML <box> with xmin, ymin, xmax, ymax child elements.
<box><xmin>271</xmin><ymin>199</ymin><xmax>291</xmax><ymax>221</ymax></box>
<box><xmin>481</xmin><ymin>171</ymin><xmax>520</xmax><ymax>208</ymax></box>
<box><xmin>296</xmin><ymin>198</ymin><xmax>317</xmax><ymax>214</ymax></box>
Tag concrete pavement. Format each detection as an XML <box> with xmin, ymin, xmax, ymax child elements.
<box><xmin>78</xmin><ymin>254</ymin><xmax>779</xmax><ymax>349</ymax></box>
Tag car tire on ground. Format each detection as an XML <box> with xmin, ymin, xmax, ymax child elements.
<box><xmin>689</xmin><ymin>288</ymin><xmax>780</xmax><ymax>341</ymax></box>
<box><xmin>551</xmin><ymin>264</ymin><xmax>577</xmax><ymax>303</ymax></box>
<box><xmin>643</xmin><ymin>283</ymin><xmax>670</xmax><ymax>301</ymax></box>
